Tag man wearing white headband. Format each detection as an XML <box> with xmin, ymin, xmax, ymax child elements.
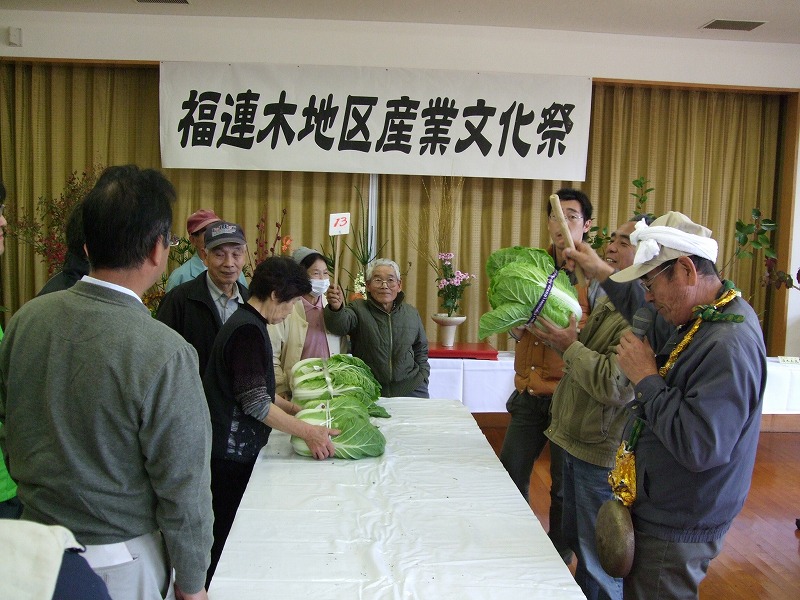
<box><xmin>564</xmin><ymin>211</ymin><xmax>766</xmax><ymax>599</ymax></box>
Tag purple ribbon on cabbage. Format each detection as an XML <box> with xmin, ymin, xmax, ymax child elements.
<box><xmin>525</xmin><ymin>267</ymin><xmax>561</xmax><ymax>326</ymax></box>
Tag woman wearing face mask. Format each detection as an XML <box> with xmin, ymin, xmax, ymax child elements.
<box><xmin>267</xmin><ymin>246</ymin><xmax>347</xmax><ymax>398</ymax></box>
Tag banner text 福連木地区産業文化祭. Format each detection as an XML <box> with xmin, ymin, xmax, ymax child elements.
<box><xmin>159</xmin><ymin>62</ymin><xmax>591</xmax><ymax>181</ymax></box>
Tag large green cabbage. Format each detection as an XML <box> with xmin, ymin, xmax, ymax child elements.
<box><xmin>291</xmin><ymin>405</ymin><xmax>386</xmax><ymax>459</ymax></box>
<box><xmin>479</xmin><ymin>246</ymin><xmax>582</xmax><ymax>339</ymax></box>
<box><xmin>289</xmin><ymin>355</ymin><xmax>388</xmax><ymax>418</ymax></box>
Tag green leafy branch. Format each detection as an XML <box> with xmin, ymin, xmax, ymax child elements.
<box><xmin>762</xmin><ymin>259</ymin><xmax>799</xmax><ymax>292</ymax></box>
<box><xmin>631</xmin><ymin>176</ymin><xmax>656</xmax><ymax>220</ymax></box>
<box><xmin>589</xmin><ymin>177</ymin><xmax>656</xmax><ymax>250</ymax></box>
<box><xmin>724</xmin><ymin>207</ymin><xmax>799</xmax><ymax>294</ymax></box>
<box><xmin>733</xmin><ymin>208</ymin><xmax>777</xmax><ymax>260</ymax></box>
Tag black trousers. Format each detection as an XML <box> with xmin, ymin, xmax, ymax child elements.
<box><xmin>206</xmin><ymin>456</ymin><xmax>257</xmax><ymax>589</ymax></box>
<box><xmin>499</xmin><ymin>389</ymin><xmax>571</xmax><ymax>562</ymax></box>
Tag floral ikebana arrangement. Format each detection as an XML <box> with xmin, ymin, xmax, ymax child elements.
<box><xmin>6</xmin><ymin>165</ymin><xmax>102</xmax><ymax>275</ymax></box>
<box><xmin>254</xmin><ymin>207</ymin><xmax>292</xmax><ymax>266</ymax></box>
<box><xmin>435</xmin><ymin>252</ymin><xmax>476</xmax><ymax>317</ymax></box>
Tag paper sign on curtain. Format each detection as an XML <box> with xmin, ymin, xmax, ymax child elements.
<box><xmin>160</xmin><ymin>62</ymin><xmax>592</xmax><ymax>181</ymax></box>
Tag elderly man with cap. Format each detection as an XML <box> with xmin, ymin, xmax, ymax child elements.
<box><xmin>166</xmin><ymin>209</ymin><xmax>247</xmax><ymax>292</ymax></box>
<box><xmin>267</xmin><ymin>246</ymin><xmax>346</xmax><ymax>398</ymax></box>
<box><xmin>157</xmin><ymin>221</ymin><xmax>250</xmax><ymax>377</ymax></box>
<box><xmin>565</xmin><ymin>211</ymin><xmax>766</xmax><ymax>599</ymax></box>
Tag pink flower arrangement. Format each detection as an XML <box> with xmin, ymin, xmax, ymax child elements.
<box><xmin>436</xmin><ymin>252</ymin><xmax>476</xmax><ymax>317</ymax></box>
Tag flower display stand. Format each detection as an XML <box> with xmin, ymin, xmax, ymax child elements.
<box><xmin>431</xmin><ymin>313</ymin><xmax>467</xmax><ymax>347</ymax></box>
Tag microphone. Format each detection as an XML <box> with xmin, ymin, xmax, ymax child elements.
<box><xmin>631</xmin><ymin>307</ymin><xmax>653</xmax><ymax>340</ymax></box>
<box><xmin>618</xmin><ymin>307</ymin><xmax>653</xmax><ymax>387</ymax></box>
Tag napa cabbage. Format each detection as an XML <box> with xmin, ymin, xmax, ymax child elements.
<box><xmin>289</xmin><ymin>355</ymin><xmax>388</xmax><ymax>418</ymax></box>
<box><xmin>291</xmin><ymin>405</ymin><xmax>386</xmax><ymax>459</ymax></box>
<box><xmin>479</xmin><ymin>246</ymin><xmax>582</xmax><ymax>339</ymax></box>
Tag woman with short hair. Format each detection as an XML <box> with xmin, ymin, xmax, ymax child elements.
<box><xmin>202</xmin><ymin>256</ymin><xmax>339</xmax><ymax>587</ymax></box>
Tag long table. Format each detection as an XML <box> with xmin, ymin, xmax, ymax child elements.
<box><xmin>209</xmin><ymin>398</ymin><xmax>586</xmax><ymax>599</ymax></box>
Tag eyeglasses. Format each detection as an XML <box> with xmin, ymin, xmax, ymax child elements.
<box><xmin>369</xmin><ymin>277</ymin><xmax>399</xmax><ymax>288</ymax></box>
<box><xmin>169</xmin><ymin>234</ymin><xmax>181</xmax><ymax>247</ymax></box>
<box><xmin>548</xmin><ymin>213</ymin><xmax>583</xmax><ymax>223</ymax></box>
<box><xmin>640</xmin><ymin>263</ymin><xmax>673</xmax><ymax>293</ymax></box>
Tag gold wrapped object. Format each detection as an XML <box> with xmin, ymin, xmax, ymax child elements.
<box><xmin>608</xmin><ymin>442</ymin><xmax>637</xmax><ymax>507</ymax></box>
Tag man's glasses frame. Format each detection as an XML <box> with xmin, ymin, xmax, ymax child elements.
<box><xmin>547</xmin><ymin>212</ymin><xmax>583</xmax><ymax>223</ymax></box>
<box><xmin>369</xmin><ymin>277</ymin><xmax>399</xmax><ymax>288</ymax></box>
<box><xmin>640</xmin><ymin>262</ymin><xmax>674</xmax><ymax>293</ymax></box>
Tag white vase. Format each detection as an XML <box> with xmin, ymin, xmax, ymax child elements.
<box><xmin>431</xmin><ymin>313</ymin><xmax>467</xmax><ymax>347</ymax></box>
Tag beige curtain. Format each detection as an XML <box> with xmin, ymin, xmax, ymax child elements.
<box><xmin>1</xmin><ymin>64</ymin><xmax>782</xmax><ymax>350</ymax></box>
<box><xmin>381</xmin><ymin>85</ymin><xmax>781</xmax><ymax>350</ymax></box>
<box><xmin>0</xmin><ymin>62</ymin><xmax>367</xmax><ymax>319</ymax></box>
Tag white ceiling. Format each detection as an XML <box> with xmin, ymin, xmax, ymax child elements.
<box><xmin>4</xmin><ymin>0</ymin><xmax>800</xmax><ymax>45</ymax></box>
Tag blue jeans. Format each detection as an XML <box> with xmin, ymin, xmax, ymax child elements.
<box><xmin>562</xmin><ymin>452</ymin><xmax>622</xmax><ymax>600</ymax></box>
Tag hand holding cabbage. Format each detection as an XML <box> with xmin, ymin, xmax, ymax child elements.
<box><xmin>291</xmin><ymin>404</ymin><xmax>386</xmax><ymax>459</ymax></box>
<box><xmin>269</xmin><ymin>394</ymin><xmax>340</xmax><ymax>459</ymax></box>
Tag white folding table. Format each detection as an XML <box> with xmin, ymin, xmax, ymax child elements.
<box><xmin>210</xmin><ymin>398</ymin><xmax>585</xmax><ymax>599</ymax></box>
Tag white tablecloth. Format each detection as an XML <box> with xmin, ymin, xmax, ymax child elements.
<box><xmin>429</xmin><ymin>352</ymin><xmax>516</xmax><ymax>412</ymax></box>
<box><xmin>763</xmin><ymin>359</ymin><xmax>800</xmax><ymax>414</ymax></box>
<box><xmin>209</xmin><ymin>398</ymin><xmax>585</xmax><ymax>600</ymax></box>
<box><xmin>430</xmin><ymin>353</ymin><xmax>798</xmax><ymax>415</ymax></box>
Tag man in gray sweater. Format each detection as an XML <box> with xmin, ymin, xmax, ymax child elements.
<box><xmin>0</xmin><ymin>165</ymin><xmax>214</xmax><ymax>600</ymax></box>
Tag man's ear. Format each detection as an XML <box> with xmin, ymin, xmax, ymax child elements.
<box><xmin>676</xmin><ymin>256</ymin><xmax>698</xmax><ymax>285</ymax></box>
<box><xmin>148</xmin><ymin>237</ymin><xmax>168</xmax><ymax>266</ymax></box>
<box><xmin>199</xmin><ymin>247</ymin><xmax>208</xmax><ymax>265</ymax></box>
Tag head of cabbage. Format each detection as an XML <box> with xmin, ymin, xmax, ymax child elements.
<box><xmin>289</xmin><ymin>355</ymin><xmax>389</xmax><ymax>418</ymax></box>
<box><xmin>291</xmin><ymin>405</ymin><xmax>386</xmax><ymax>460</ymax></box>
<box><xmin>478</xmin><ymin>246</ymin><xmax>582</xmax><ymax>339</ymax></box>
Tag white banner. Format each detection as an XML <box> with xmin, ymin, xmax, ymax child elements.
<box><xmin>160</xmin><ymin>62</ymin><xmax>591</xmax><ymax>181</ymax></box>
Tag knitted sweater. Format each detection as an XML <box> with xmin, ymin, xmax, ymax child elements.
<box><xmin>0</xmin><ymin>282</ymin><xmax>213</xmax><ymax>593</ymax></box>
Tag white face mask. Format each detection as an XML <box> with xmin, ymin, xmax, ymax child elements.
<box><xmin>309</xmin><ymin>278</ymin><xmax>330</xmax><ymax>297</ymax></box>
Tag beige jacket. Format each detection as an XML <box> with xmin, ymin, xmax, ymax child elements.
<box><xmin>268</xmin><ymin>296</ymin><xmax>347</xmax><ymax>396</ymax></box>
